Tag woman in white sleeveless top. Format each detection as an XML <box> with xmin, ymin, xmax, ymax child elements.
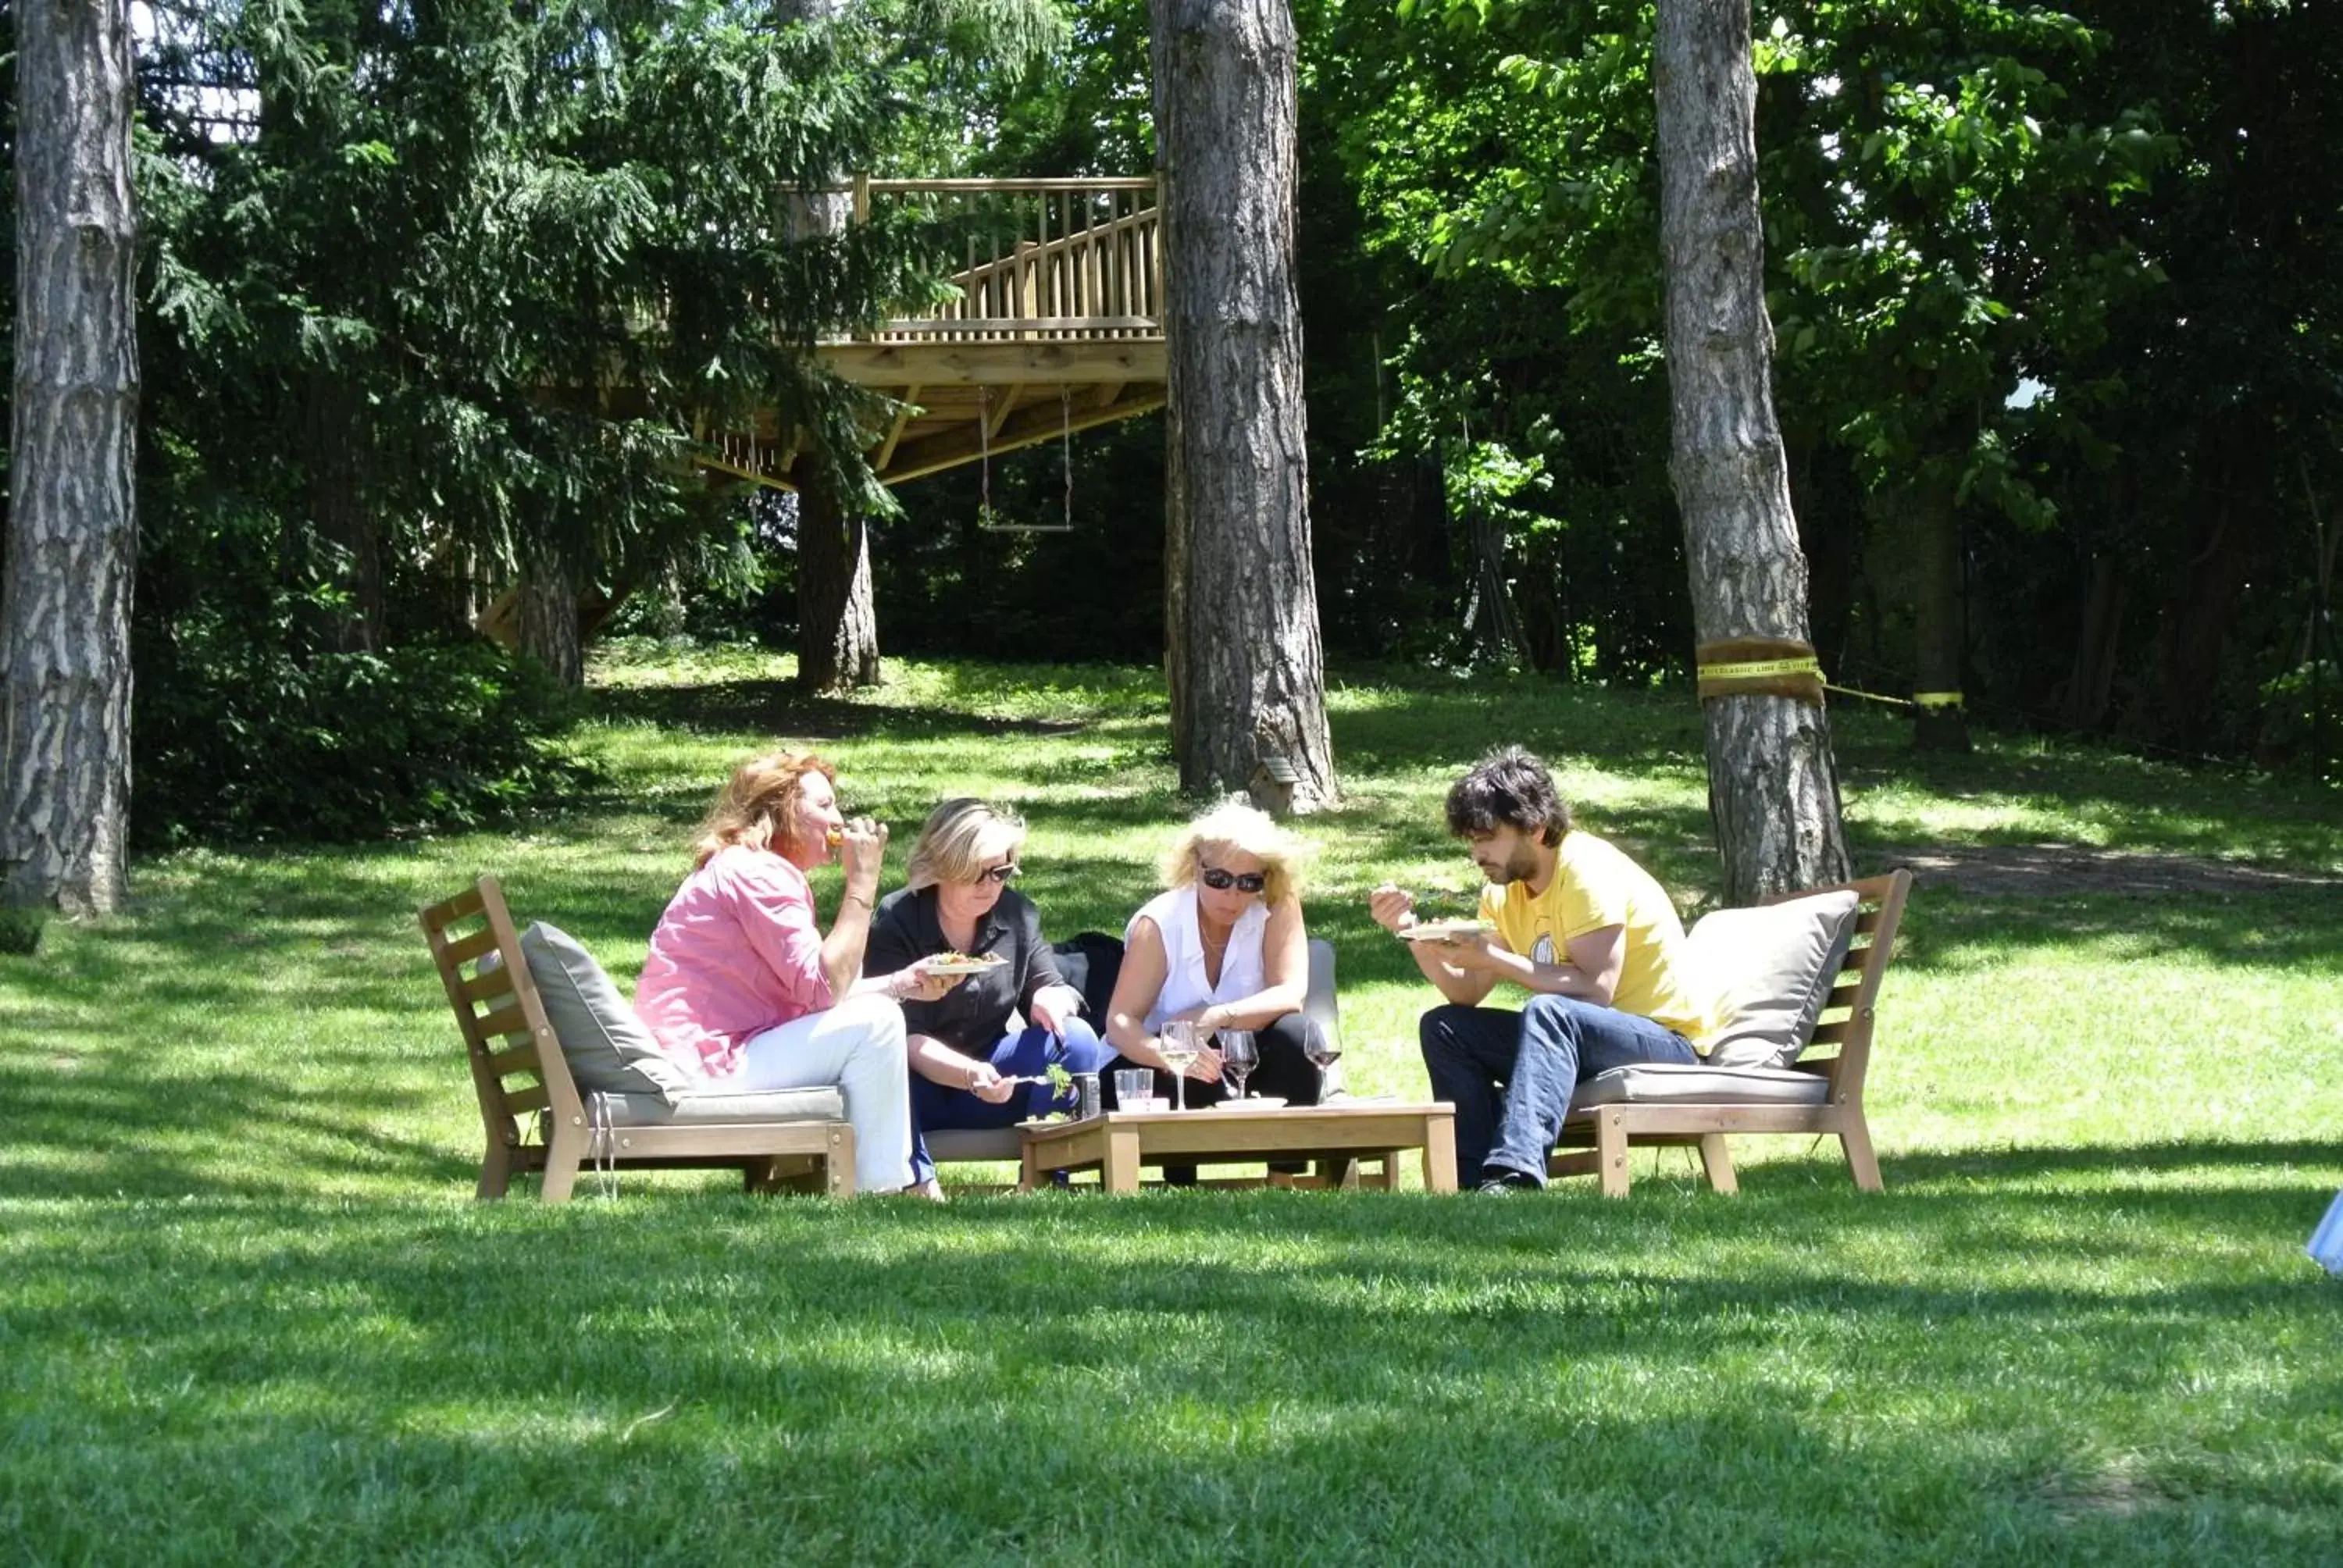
<box><xmin>1102</xmin><ymin>800</ymin><xmax>1325</xmax><ymax>1112</ymax></box>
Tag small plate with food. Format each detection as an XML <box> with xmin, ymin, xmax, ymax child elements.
<box><xmin>922</xmin><ymin>950</ymin><xmax>1009</xmax><ymax>976</ymax></box>
<box><xmin>1396</xmin><ymin>918</ymin><xmax>1496</xmax><ymax>943</ymax></box>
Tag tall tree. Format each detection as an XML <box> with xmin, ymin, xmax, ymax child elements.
<box><xmin>1653</xmin><ymin>0</ymin><xmax>1847</xmax><ymax>900</ymax></box>
<box><xmin>1150</xmin><ymin>0</ymin><xmax>1336</xmax><ymax>812</ymax></box>
<box><xmin>785</xmin><ymin>0</ymin><xmax>880</xmax><ymax>693</ymax></box>
<box><xmin>4</xmin><ymin>0</ymin><xmax>139</xmax><ymax>914</ymax></box>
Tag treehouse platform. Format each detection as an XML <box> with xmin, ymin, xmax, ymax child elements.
<box><xmin>700</xmin><ymin>176</ymin><xmax>1166</xmax><ymax>491</ymax></box>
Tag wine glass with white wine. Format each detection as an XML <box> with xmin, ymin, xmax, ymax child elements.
<box><xmin>1158</xmin><ymin>1019</ymin><xmax>1204</xmax><ymax>1113</ymax></box>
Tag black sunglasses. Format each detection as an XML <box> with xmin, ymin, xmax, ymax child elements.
<box><xmin>1198</xmin><ymin>866</ymin><xmax>1267</xmax><ymax>894</ymax></box>
<box><xmin>976</xmin><ymin>862</ymin><xmax>1022</xmax><ymax>885</ymax></box>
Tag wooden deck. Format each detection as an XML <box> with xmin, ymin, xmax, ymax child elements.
<box><xmin>700</xmin><ymin>176</ymin><xmax>1166</xmax><ymax>491</ymax></box>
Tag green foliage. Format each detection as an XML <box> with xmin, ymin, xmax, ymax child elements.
<box><xmin>137</xmin><ymin>629</ymin><xmax>586</xmax><ymax>848</ymax></box>
<box><xmin>0</xmin><ymin>907</ymin><xmax>44</xmax><ymax>957</ymax></box>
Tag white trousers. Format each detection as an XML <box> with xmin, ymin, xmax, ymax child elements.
<box><xmin>739</xmin><ymin>994</ymin><xmax>913</xmax><ymax>1194</ymax></box>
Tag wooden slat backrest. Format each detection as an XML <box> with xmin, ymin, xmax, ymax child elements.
<box><xmin>1766</xmin><ymin>869</ymin><xmax>1913</xmax><ymax>1107</ymax></box>
<box><xmin>418</xmin><ymin>876</ymin><xmax>585</xmax><ymax>1153</ymax></box>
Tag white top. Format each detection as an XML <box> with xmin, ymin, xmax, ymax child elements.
<box><xmin>1128</xmin><ymin>886</ymin><xmax>1268</xmax><ymax>1035</ymax></box>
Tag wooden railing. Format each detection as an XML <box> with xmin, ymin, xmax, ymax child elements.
<box><xmin>848</xmin><ymin>176</ymin><xmax>1162</xmax><ymax>344</ymax></box>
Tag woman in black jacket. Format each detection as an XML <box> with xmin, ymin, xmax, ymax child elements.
<box><xmin>865</xmin><ymin>798</ymin><xmax>1114</xmax><ymax>1188</ymax></box>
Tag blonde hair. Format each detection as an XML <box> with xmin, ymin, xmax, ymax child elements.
<box><xmin>690</xmin><ymin>750</ymin><xmax>836</xmax><ymax>869</ymax></box>
<box><xmin>1159</xmin><ymin>799</ymin><xmax>1310</xmax><ymax>907</ymax></box>
<box><xmin>904</xmin><ymin>798</ymin><xmax>1027</xmax><ymax>892</ymax></box>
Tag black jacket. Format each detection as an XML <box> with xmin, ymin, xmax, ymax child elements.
<box><xmin>865</xmin><ymin>885</ymin><xmax>1070</xmax><ymax>1052</ymax></box>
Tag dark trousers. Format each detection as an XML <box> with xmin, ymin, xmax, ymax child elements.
<box><xmin>908</xmin><ymin>1020</ymin><xmax>1113</xmax><ymax>1184</ymax></box>
<box><xmin>1099</xmin><ymin>1010</ymin><xmax>1325</xmax><ymax>1110</ymax></box>
<box><xmin>1420</xmin><ymin>996</ymin><xmax>1695</xmax><ymax>1186</ymax></box>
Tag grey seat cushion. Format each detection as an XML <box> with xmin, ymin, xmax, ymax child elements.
<box><xmin>1571</xmin><ymin>1062</ymin><xmax>1828</xmax><ymax>1110</ymax></box>
<box><xmin>924</xmin><ymin>1126</ymin><xmax>1025</xmax><ymax>1162</ymax></box>
<box><xmin>1686</xmin><ymin>889</ymin><xmax>1861</xmax><ymax>1068</ymax></box>
<box><xmin>519</xmin><ymin>921</ymin><xmax>695</xmax><ymax>1103</ymax></box>
<box><xmin>594</xmin><ymin>1085</ymin><xmax>847</xmax><ymax>1128</ymax></box>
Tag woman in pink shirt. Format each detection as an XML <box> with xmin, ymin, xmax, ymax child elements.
<box><xmin>633</xmin><ymin>750</ymin><xmax>959</xmax><ymax>1196</ymax></box>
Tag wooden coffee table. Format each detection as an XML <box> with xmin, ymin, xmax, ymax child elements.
<box><xmin>1017</xmin><ymin>1102</ymin><xmax>1458</xmax><ymax>1194</ymax></box>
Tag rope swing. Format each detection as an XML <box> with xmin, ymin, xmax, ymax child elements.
<box><xmin>977</xmin><ymin>386</ymin><xmax>1076</xmax><ymax>534</ymax></box>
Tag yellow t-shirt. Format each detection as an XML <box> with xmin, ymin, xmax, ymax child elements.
<box><xmin>1478</xmin><ymin>830</ymin><xmax>1714</xmax><ymax>1043</ymax></box>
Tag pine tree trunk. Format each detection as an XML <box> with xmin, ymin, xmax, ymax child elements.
<box><xmin>303</xmin><ymin>372</ymin><xmax>383</xmax><ymax>653</ymax></box>
<box><xmin>2</xmin><ymin>0</ymin><xmax>139</xmax><ymax>916</ymax></box>
<box><xmin>1150</xmin><ymin>0</ymin><xmax>1336</xmax><ymax>814</ymax></box>
<box><xmin>1653</xmin><ymin>0</ymin><xmax>1848</xmax><ymax>903</ymax></box>
<box><xmin>782</xmin><ymin>0</ymin><xmax>880</xmax><ymax>693</ymax></box>
<box><xmin>794</xmin><ymin>472</ymin><xmax>880</xmax><ymax>691</ymax></box>
<box><xmin>515</xmin><ymin>539</ymin><xmax>583</xmax><ymax>688</ymax></box>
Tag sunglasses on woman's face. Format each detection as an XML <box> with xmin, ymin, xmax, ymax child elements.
<box><xmin>1198</xmin><ymin>866</ymin><xmax>1267</xmax><ymax>894</ymax></box>
<box><xmin>976</xmin><ymin>862</ymin><xmax>1021</xmax><ymax>884</ymax></box>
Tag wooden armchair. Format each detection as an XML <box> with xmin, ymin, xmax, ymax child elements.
<box><xmin>419</xmin><ymin>876</ymin><xmax>855</xmax><ymax>1201</ymax></box>
<box><xmin>1549</xmin><ymin>869</ymin><xmax>1913</xmax><ymax>1197</ymax></box>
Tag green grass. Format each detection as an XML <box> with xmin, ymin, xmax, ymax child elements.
<box><xmin>5</xmin><ymin>648</ymin><xmax>2341</xmax><ymax>1564</ymax></box>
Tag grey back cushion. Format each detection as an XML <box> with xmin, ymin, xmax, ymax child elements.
<box><xmin>519</xmin><ymin>922</ymin><xmax>694</xmax><ymax>1103</ymax></box>
<box><xmin>1685</xmin><ymin>889</ymin><xmax>1861</xmax><ymax>1068</ymax></box>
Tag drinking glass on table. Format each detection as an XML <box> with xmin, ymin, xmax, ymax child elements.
<box><xmin>1158</xmin><ymin>1019</ymin><xmax>1204</xmax><ymax>1112</ymax></box>
<box><xmin>1302</xmin><ymin>1025</ymin><xmax>1341</xmax><ymax>1102</ymax></box>
<box><xmin>1218</xmin><ymin>1030</ymin><xmax>1257</xmax><ymax>1101</ymax></box>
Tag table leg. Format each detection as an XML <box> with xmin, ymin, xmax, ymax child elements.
<box><xmin>1423</xmin><ymin>1111</ymin><xmax>1459</xmax><ymax>1194</ymax></box>
<box><xmin>1101</xmin><ymin>1126</ymin><xmax>1142</xmax><ymax>1193</ymax></box>
<box><xmin>1019</xmin><ymin>1139</ymin><xmax>1043</xmax><ymax>1192</ymax></box>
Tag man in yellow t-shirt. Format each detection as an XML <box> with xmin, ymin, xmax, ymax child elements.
<box><xmin>1368</xmin><ymin>745</ymin><xmax>1712</xmax><ymax>1191</ymax></box>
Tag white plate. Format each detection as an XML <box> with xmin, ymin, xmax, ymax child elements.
<box><xmin>923</xmin><ymin>957</ymin><xmax>1007</xmax><ymax>976</ymax></box>
<box><xmin>1397</xmin><ymin>920</ymin><xmax>1494</xmax><ymax>942</ymax></box>
<box><xmin>1208</xmin><ymin>1096</ymin><xmax>1288</xmax><ymax>1111</ymax></box>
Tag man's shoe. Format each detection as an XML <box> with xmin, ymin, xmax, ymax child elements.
<box><xmin>1475</xmin><ymin>1167</ymin><xmax>1542</xmax><ymax>1194</ymax></box>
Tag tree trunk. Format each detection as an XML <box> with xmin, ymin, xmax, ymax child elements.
<box><xmin>302</xmin><ymin>372</ymin><xmax>383</xmax><ymax>652</ymax></box>
<box><xmin>781</xmin><ymin>0</ymin><xmax>880</xmax><ymax>693</ymax></box>
<box><xmin>1653</xmin><ymin>0</ymin><xmax>1848</xmax><ymax>903</ymax></box>
<box><xmin>3</xmin><ymin>0</ymin><xmax>139</xmax><ymax>916</ymax></box>
<box><xmin>794</xmin><ymin>471</ymin><xmax>880</xmax><ymax>691</ymax></box>
<box><xmin>1151</xmin><ymin>0</ymin><xmax>1336</xmax><ymax>814</ymax></box>
<box><xmin>1908</xmin><ymin>473</ymin><xmax>1970</xmax><ymax>751</ymax></box>
<box><xmin>515</xmin><ymin>540</ymin><xmax>583</xmax><ymax>688</ymax></box>
<box><xmin>2061</xmin><ymin>552</ymin><xmax>2127</xmax><ymax>734</ymax></box>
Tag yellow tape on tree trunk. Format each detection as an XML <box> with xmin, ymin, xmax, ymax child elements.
<box><xmin>1696</xmin><ymin>657</ymin><xmax>1824</xmax><ymax>682</ymax></box>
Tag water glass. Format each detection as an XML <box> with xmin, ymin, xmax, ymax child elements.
<box><xmin>1113</xmin><ymin>1067</ymin><xmax>1157</xmax><ymax>1114</ymax></box>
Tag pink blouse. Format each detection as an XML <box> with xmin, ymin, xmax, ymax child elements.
<box><xmin>633</xmin><ymin>846</ymin><xmax>835</xmax><ymax>1080</ymax></box>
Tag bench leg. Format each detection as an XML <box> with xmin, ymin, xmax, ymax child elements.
<box><xmin>1839</xmin><ymin>1114</ymin><xmax>1884</xmax><ymax>1193</ymax></box>
<box><xmin>476</xmin><ymin>1139</ymin><xmax>515</xmax><ymax>1201</ymax></box>
<box><xmin>1697</xmin><ymin>1134</ymin><xmax>1739</xmax><ymax>1196</ymax></box>
<box><xmin>827</xmin><ymin>1125</ymin><xmax>856</xmax><ymax>1198</ymax></box>
<box><xmin>540</xmin><ymin>1125</ymin><xmax>586</xmax><ymax>1203</ymax></box>
<box><xmin>1595</xmin><ymin>1110</ymin><xmax>1631</xmax><ymax>1198</ymax></box>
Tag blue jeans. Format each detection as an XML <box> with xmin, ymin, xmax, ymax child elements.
<box><xmin>1420</xmin><ymin>996</ymin><xmax>1696</xmax><ymax>1186</ymax></box>
<box><xmin>908</xmin><ymin>1018</ymin><xmax>1114</xmax><ymax>1183</ymax></box>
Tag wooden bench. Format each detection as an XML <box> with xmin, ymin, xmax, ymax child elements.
<box><xmin>1549</xmin><ymin>869</ymin><xmax>1913</xmax><ymax>1198</ymax></box>
<box><xmin>419</xmin><ymin>876</ymin><xmax>856</xmax><ymax>1201</ymax></box>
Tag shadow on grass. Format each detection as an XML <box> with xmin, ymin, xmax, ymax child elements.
<box><xmin>4</xmin><ymin>1164</ymin><xmax>2340</xmax><ymax>1561</ymax></box>
<box><xmin>588</xmin><ymin>678</ymin><xmax>1100</xmax><ymax>740</ymax></box>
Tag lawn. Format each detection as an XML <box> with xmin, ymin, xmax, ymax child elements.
<box><xmin>5</xmin><ymin>647</ymin><xmax>2340</xmax><ymax>1564</ymax></box>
